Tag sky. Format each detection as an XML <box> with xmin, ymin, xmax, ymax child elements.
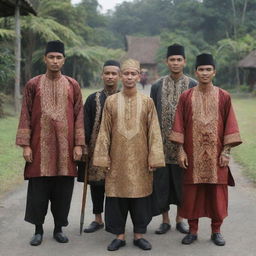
<box><xmin>71</xmin><ymin>0</ymin><xmax>132</xmax><ymax>13</ymax></box>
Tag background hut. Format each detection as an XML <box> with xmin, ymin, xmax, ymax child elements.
<box><xmin>125</xmin><ymin>35</ymin><xmax>160</xmax><ymax>84</ymax></box>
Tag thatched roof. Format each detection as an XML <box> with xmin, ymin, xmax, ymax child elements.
<box><xmin>0</xmin><ymin>0</ymin><xmax>36</xmax><ymax>17</ymax></box>
<box><xmin>125</xmin><ymin>36</ymin><xmax>160</xmax><ymax>65</ymax></box>
<box><xmin>238</xmin><ymin>50</ymin><xmax>256</xmax><ymax>68</ymax></box>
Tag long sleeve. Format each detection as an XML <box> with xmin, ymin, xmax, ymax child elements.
<box><xmin>147</xmin><ymin>98</ymin><xmax>165</xmax><ymax>168</ymax></box>
<box><xmin>223</xmin><ymin>94</ymin><xmax>242</xmax><ymax>147</ymax></box>
<box><xmin>93</xmin><ymin>98</ymin><xmax>112</xmax><ymax>168</ymax></box>
<box><xmin>73</xmin><ymin>81</ymin><xmax>85</xmax><ymax>146</ymax></box>
<box><xmin>16</xmin><ymin>81</ymin><xmax>35</xmax><ymax>146</ymax></box>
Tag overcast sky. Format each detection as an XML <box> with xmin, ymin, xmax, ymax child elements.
<box><xmin>71</xmin><ymin>0</ymin><xmax>132</xmax><ymax>13</ymax></box>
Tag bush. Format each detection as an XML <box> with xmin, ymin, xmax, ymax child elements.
<box><xmin>0</xmin><ymin>92</ymin><xmax>7</xmax><ymax>118</ymax></box>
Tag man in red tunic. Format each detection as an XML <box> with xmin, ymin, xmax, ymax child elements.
<box><xmin>16</xmin><ymin>40</ymin><xmax>85</xmax><ymax>246</ymax></box>
<box><xmin>169</xmin><ymin>53</ymin><xmax>242</xmax><ymax>246</ymax></box>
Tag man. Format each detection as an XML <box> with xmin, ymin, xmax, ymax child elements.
<box><xmin>93</xmin><ymin>59</ymin><xmax>165</xmax><ymax>251</ymax></box>
<box><xmin>150</xmin><ymin>43</ymin><xmax>197</xmax><ymax>235</ymax></box>
<box><xmin>16</xmin><ymin>40</ymin><xmax>85</xmax><ymax>246</ymax></box>
<box><xmin>170</xmin><ymin>53</ymin><xmax>242</xmax><ymax>246</ymax></box>
<box><xmin>77</xmin><ymin>60</ymin><xmax>120</xmax><ymax>233</ymax></box>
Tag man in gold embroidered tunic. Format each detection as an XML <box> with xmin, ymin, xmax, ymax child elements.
<box><xmin>77</xmin><ymin>60</ymin><xmax>120</xmax><ymax>233</ymax></box>
<box><xmin>16</xmin><ymin>41</ymin><xmax>85</xmax><ymax>246</ymax></box>
<box><xmin>170</xmin><ymin>53</ymin><xmax>242</xmax><ymax>246</ymax></box>
<box><xmin>93</xmin><ymin>59</ymin><xmax>165</xmax><ymax>251</ymax></box>
<box><xmin>150</xmin><ymin>44</ymin><xmax>197</xmax><ymax>235</ymax></box>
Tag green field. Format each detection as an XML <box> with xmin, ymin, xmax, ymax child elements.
<box><xmin>0</xmin><ymin>91</ymin><xmax>255</xmax><ymax>195</ymax></box>
<box><xmin>232</xmin><ymin>97</ymin><xmax>256</xmax><ymax>182</ymax></box>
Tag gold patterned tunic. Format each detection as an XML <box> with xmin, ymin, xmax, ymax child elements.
<box><xmin>93</xmin><ymin>91</ymin><xmax>165</xmax><ymax>198</ymax></box>
<box><xmin>16</xmin><ymin>74</ymin><xmax>85</xmax><ymax>179</ymax></box>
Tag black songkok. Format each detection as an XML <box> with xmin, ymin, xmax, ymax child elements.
<box><xmin>45</xmin><ymin>40</ymin><xmax>65</xmax><ymax>56</ymax></box>
<box><xmin>103</xmin><ymin>60</ymin><xmax>120</xmax><ymax>68</ymax></box>
<box><xmin>166</xmin><ymin>44</ymin><xmax>185</xmax><ymax>58</ymax></box>
<box><xmin>195</xmin><ymin>53</ymin><xmax>215</xmax><ymax>69</ymax></box>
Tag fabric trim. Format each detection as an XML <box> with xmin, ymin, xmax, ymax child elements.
<box><xmin>16</xmin><ymin>128</ymin><xmax>31</xmax><ymax>145</ymax></box>
<box><xmin>169</xmin><ymin>131</ymin><xmax>184</xmax><ymax>144</ymax></box>
<box><xmin>224</xmin><ymin>132</ymin><xmax>242</xmax><ymax>147</ymax></box>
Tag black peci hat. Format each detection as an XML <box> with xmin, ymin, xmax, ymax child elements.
<box><xmin>166</xmin><ymin>44</ymin><xmax>185</xmax><ymax>58</ymax></box>
<box><xmin>45</xmin><ymin>40</ymin><xmax>65</xmax><ymax>56</ymax></box>
<box><xmin>195</xmin><ymin>53</ymin><xmax>215</xmax><ymax>69</ymax></box>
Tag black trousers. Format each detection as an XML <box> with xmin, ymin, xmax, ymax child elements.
<box><xmin>151</xmin><ymin>164</ymin><xmax>184</xmax><ymax>216</ymax></box>
<box><xmin>90</xmin><ymin>184</ymin><xmax>105</xmax><ymax>214</ymax></box>
<box><xmin>105</xmin><ymin>196</ymin><xmax>152</xmax><ymax>235</ymax></box>
<box><xmin>25</xmin><ymin>177</ymin><xmax>74</xmax><ymax>227</ymax></box>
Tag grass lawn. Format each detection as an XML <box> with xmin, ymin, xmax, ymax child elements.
<box><xmin>232</xmin><ymin>96</ymin><xmax>256</xmax><ymax>182</ymax></box>
<box><xmin>0</xmin><ymin>91</ymin><xmax>255</xmax><ymax>195</ymax></box>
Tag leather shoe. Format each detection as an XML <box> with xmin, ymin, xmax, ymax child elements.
<box><xmin>53</xmin><ymin>232</ymin><xmax>69</xmax><ymax>243</ymax></box>
<box><xmin>30</xmin><ymin>234</ymin><xmax>43</xmax><ymax>246</ymax></box>
<box><xmin>211</xmin><ymin>233</ymin><xmax>226</xmax><ymax>246</ymax></box>
<box><xmin>107</xmin><ymin>239</ymin><xmax>126</xmax><ymax>251</ymax></box>
<box><xmin>84</xmin><ymin>221</ymin><xmax>104</xmax><ymax>233</ymax></box>
<box><xmin>133</xmin><ymin>238</ymin><xmax>152</xmax><ymax>250</ymax></box>
<box><xmin>155</xmin><ymin>223</ymin><xmax>171</xmax><ymax>234</ymax></box>
<box><xmin>176</xmin><ymin>222</ymin><xmax>189</xmax><ymax>234</ymax></box>
<box><xmin>182</xmin><ymin>233</ymin><xmax>197</xmax><ymax>245</ymax></box>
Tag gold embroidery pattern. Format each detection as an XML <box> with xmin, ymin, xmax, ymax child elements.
<box><xmin>88</xmin><ymin>92</ymin><xmax>106</xmax><ymax>182</ymax></box>
<box><xmin>16</xmin><ymin>128</ymin><xmax>31</xmax><ymax>145</ymax></box>
<box><xmin>161</xmin><ymin>75</ymin><xmax>189</xmax><ymax>163</ymax></box>
<box><xmin>40</xmin><ymin>75</ymin><xmax>69</xmax><ymax>176</ymax></box>
<box><xmin>192</xmin><ymin>86</ymin><xmax>219</xmax><ymax>183</ymax></box>
<box><xmin>117</xmin><ymin>92</ymin><xmax>142</xmax><ymax>140</ymax></box>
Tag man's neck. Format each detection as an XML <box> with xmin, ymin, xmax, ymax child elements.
<box><xmin>46</xmin><ymin>70</ymin><xmax>61</xmax><ymax>80</ymax></box>
<box><xmin>198</xmin><ymin>82</ymin><xmax>213</xmax><ymax>92</ymax></box>
<box><xmin>170</xmin><ymin>72</ymin><xmax>183</xmax><ymax>81</ymax></box>
<box><xmin>122</xmin><ymin>86</ymin><xmax>137</xmax><ymax>97</ymax></box>
<box><xmin>104</xmin><ymin>85</ymin><xmax>118</xmax><ymax>95</ymax></box>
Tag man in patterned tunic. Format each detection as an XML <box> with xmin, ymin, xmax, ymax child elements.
<box><xmin>150</xmin><ymin>44</ymin><xmax>197</xmax><ymax>235</ymax></box>
<box><xmin>77</xmin><ymin>60</ymin><xmax>120</xmax><ymax>233</ymax></box>
<box><xmin>16</xmin><ymin>40</ymin><xmax>85</xmax><ymax>246</ymax></box>
<box><xmin>170</xmin><ymin>53</ymin><xmax>242</xmax><ymax>246</ymax></box>
<box><xmin>93</xmin><ymin>59</ymin><xmax>165</xmax><ymax>251</ymax></box>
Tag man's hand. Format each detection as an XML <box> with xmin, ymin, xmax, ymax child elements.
<box><xmin>73</xmin><ymin>146</ymin><xmax>83</xmax><ymax>161</ymax></box>
<box><xmin>219</xmin><ymin>154</ymin><xmax>230</xmax><ymax>167</ymax></box>
<box><xmin>149</xmin><ymin>166</ymin><xmax>156</xmax><ymax>172</ymax></box>
<box><xmin>23</xmin><ymin>146</ymin><xmax>33</xmax><ymax>163</ymax></box>
<box><xmin>178</xmin><ymin>154</ymin><xmax>188</xmax><ymax>169</ymax></box>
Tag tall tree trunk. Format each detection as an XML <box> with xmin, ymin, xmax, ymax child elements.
<box><xmin>241</xmin><ymin>0</ymin><xmax>248</xmax><ymax>25</ymax></box>
<box><xmin>14</xmin><ymin>0</ymin><xmax>21</xmax><ymax>113</ymax></box>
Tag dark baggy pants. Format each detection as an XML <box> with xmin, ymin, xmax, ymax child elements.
<box><xmin>25</xmin><ymin>176</ymin><xmax>74</xmax><ymax>227</ymax></box>
<box><xmin>90</xmin><ymin>184</ymin><xmax>105</xmax><ymax>214</ymax></box>
<box><xmin>105</xmin><ymin>196</ymin><xmax>152</xmax><ymax>235</ymax></box>
<box><xmin>151</xmin><ymin>164</ymin><xmax>184</xmax><ymax>216</ymax></box>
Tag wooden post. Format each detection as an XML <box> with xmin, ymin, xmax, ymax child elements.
<box><xmin>14</xmin><ymin>0</ymin><xmax>21</xmax><ymax>113</ymax></box>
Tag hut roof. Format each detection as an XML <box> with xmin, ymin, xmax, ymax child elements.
<box><xmin>125</xmin><ymin>36</ymin><xmax>160</xmax><ymax>65</ymax></box>
<box><xmin>0</xmin><ymin>0</ymin><xmax>36</xmax><ymax>17</ymax></box>
<box><xmin>238</xmin><ymin>50</ymin><xmax>256</xmax><ymax>68</ymax></box>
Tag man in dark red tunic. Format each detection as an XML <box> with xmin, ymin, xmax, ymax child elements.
<box><xmin>169</xmin><ymin>53</ymin><xmax>242</xmax><ymax>246</ymax></box>
<box><xmin>16</xmin><ymin>40</ymin><xmax>85</xmax><ymax>246</ymax></box>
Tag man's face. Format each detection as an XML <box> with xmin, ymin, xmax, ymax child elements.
<box><xmin>166</xmin><ymin>55</ymin><xmax>186</xmax><ymax>74</ymax></box>
<box><xmin>121</xmin><ymin>68</ymin><xmax>140</xmax><ymax>89</ymax></box>
<box><xmin>195</xmin><ymin>65</ymin><xmax>216</xmax><ymax>84</ymax></box>
<box><xmin>44</xmin><ymin>52</ymin><xmax>65</xmax><ymax>72</ymax></box>
<box><xmin>102</xmin><ymin>66</ymin><xmax>120</xmax><ymax>87</ymax></box>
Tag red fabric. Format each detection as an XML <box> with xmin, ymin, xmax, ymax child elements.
<box><xmin>179</xmin><ymin>184</ymin><xmax>228</xmax><ymax>220</ymax></box>
<box><xmin>188</xmin><ymin>218</ymin><xmax>223</xmax><ymax>234</ymax></box>
<box><xmin>16</xmin><ymin>75</ymin><xmax>85</xmax><ymax>179</ymax></box>
<box><xmin>170</xmin><ymin>86</ymin><xmax>242</xmax><ymax>184</ymax></box>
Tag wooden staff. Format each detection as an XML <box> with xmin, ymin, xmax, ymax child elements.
<box><xmin>80</xmin><ymin>155</ymin><xmax>89</xmax><ymax>235</ymax></box>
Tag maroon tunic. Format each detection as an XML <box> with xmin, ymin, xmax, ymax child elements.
<box><xmin>169</xmin><ymin>85</ymin><xmax>242</xmax><ymax>220</ymax></box>
<box><xmin>16</xmin><ymin>74</ymin><xmax>85</xmax><ymax>179</ymax></box>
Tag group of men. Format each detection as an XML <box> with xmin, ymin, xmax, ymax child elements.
<box><xmin>16</xmin><ymin>40</ymin><xmax>242</xmax><ymax>251</ymax></box>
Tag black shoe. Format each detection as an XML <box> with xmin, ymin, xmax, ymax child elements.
<box><xmin>133</xmin><ymin>238</ymin><xmax>152</xmax><ymax>250</ymax></box>
<box><xmin>53</xmin><ymin>232</ymin><xmax>69</xmax><ymax>243</ymax></box>
<box><xmin>84</xmin><ymin>221</ymin><xmax>104</xmax><ymax>233</ymax></box>
<box><xmin>176</xmin><ymin>222</ymin><xmax>189</xmax><ymax>234</ymax></box>
<box><xmin>182</xmin><ymin>233</ymin><xmax>197</xmax><ymax>245</ymax></box>
<box><xmin>30</xmin><ymin>234</ymin><xmax>43</xmax><ymax>246</ymax></box>
<box><xmin>211</xmin><ymin>233</ymin><xmax>226</xmax><ymax>246</ymax></box>
<box><xmin>107</xmin><ymin>239</ymin><xmax>126</xmax><ymax>251</ymax></box>
<box><xmin>155</xmin><ymin>223</ymin><xmax>171</xmax><ymax>234</ymax></box>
